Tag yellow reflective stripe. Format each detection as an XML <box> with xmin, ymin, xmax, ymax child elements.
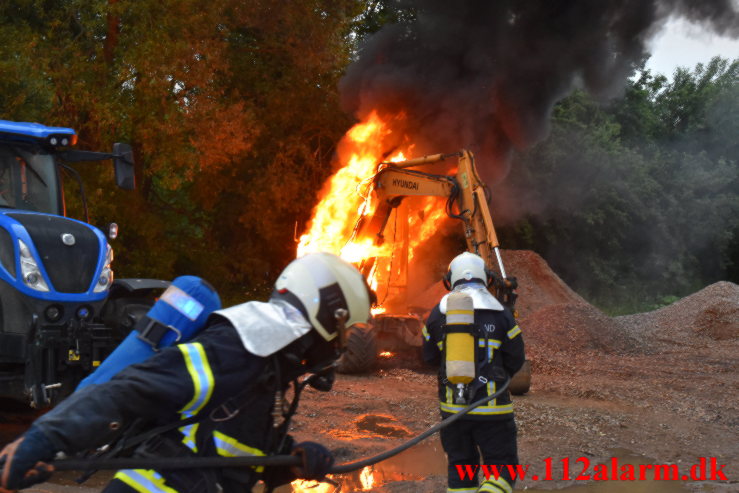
<box><xmin>477</xmin><ymin>339</ymin><xmax>501</xmax><ymax>348</ymax></box>
<box><xmin>114</xmin><ymin>469</ymin><xmax>179</xmax><ymax>493</ymax></box>
<box><xmin>212</xmin><ymin>431</ymin><xmax>266</xmax><ymax>472</ymax></box>
<box><xmin>178</xmin><ymin>343</ymin><xmax>214</xmax><ymax>416</ymax></box>
<box><xmin>447</xmin><ymin>488</ymin><xmax>477</xmax><ymax>492</ymax></box>
<box><xmin>213</xmin><ymin>431</ymin><xmax>265</xmax><ymax>456</ymax></box>
<box><xmin>437</xmin><ymin>340</ymin><xmax>444</xmax><ymax>350</ymax></box>
<box><xmin>487</xmin><ymin>379</ymin><xmax>496</xmax><ymax>406</ymax></box>
<box><xmin>480</xmin><ymin>476</ymin><xmax>513</xmax><ymax>493</ymax></box>
<box><xmin>507</xmin><ymin>325</ymin><xmax>521</xmax><ymax>339</ymax></box>
<box><xmin>179</xmin><ymin>422</ymin><xmax>199</xmax><ymax>452</ymax></box>
<box><xmin>446</xmin><ymin>386</ymin><xmax>453</xmax><ymax>404</ymax></box>
<box><xmin>447</xmin><ymin>309</ymin><xmax>474</xmax><ymax>316</ymax></box>
<box><xmin>497</xmin><ymin>477</ymin><xmax>513</xmax><ymax>493</ymax></box>
<box><xmin>440</xmin><ymin>401</ymin><xmax>513</xmax><ymax>415</ymax></box>
<box><xmin>422</xmin><ymin>325</ymin><xmax>431</xmax><ymax>341</ymax></box>
<box><xmin>476</xmin><ymin>339</ymin><xmax>499</xmax><ymax>361</ymax></box>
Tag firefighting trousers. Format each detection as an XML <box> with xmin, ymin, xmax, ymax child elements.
<box><xmin>440</xmin><ymin>417</ymin><xmax>518</xmax><ymax>493</ymax></box>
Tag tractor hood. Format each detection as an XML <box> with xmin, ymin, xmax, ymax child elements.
<box><xmin>0</xmin><ymin>210</ymin><xmax>109</xmax><ymax>301</ymax></box>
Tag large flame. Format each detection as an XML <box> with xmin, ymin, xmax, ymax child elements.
<box><xmin>297</xmin><ymin>111</ymin><xmax>391</xmax><ymax>261</ymax></box>
<box><xmin>297</xmin><ymin>111</ymin><xmax>451</xmax><ymax>311</ymax></box>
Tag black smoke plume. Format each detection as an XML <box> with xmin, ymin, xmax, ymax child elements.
<box><xmin>340</xmin><ymin>0</ymin><xmax>739</xmax><ymax>183</ymax></box>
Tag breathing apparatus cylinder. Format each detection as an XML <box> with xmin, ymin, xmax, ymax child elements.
<box><xmin>76</xmin><ymin>276</ymin><xmax>221</xmax><ymax>390</ymax></box>
<box><xmin>444</xmin><ymin>292</ymin><xmax>476</xmax><ymax>403</ymax></box>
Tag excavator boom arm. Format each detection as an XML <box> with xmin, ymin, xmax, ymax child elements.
<box><xmin>367</xmin><ymin>150</ymin><xmax>512</xmax><ymax>284</ymax></box>
<box><xmin>353</xmin><ymin>149</ymin><xmax>517</xmax><ymax>311</ymax></box>
<box><xmin>374</xmin><ymin>168</ymin><xmax>455</xmax><ymax>197</ymax></box>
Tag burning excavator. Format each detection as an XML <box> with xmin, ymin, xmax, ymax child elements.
<box><xmin>298</xmin><ymin>114</ymin><xmax>531</xmax><ymax>394</ymax></box>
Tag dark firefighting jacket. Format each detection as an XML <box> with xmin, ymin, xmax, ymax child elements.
<box><xmin>32</xmin><ymin>319</ymin><xmax>335</xmax><ymax>492</ymax></box>
<box><xmin>422</xmin><ymin>283</ymin><xmax>525</xmax><ymax>421</ymax></box>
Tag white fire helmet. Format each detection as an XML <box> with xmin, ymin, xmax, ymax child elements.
<box><xmin>444</xmin><ymin>252</ymin><xmax>489</xmax><ymax>290</ymax></box>
<box><xmin>272</xmin><ymin>252</ymin><xmax>373</xmax><ymax>344</ymax></box>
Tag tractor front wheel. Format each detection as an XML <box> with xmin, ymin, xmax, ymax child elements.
<box><xmin>100</xmin><ymin>296</ymin><xmax>155</xmax><ymax>337</ymax></box>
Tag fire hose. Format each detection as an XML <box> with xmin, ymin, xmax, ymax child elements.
<box><xmin>51</xmin><ymin>375</ymin><xmax>511</xmax><ymax>475</ymax></box>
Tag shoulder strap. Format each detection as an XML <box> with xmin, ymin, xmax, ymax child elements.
<box><xmin>134</xmin><ymin>316</ymin><xmax>182</xmax><ymax>350</ymax></box>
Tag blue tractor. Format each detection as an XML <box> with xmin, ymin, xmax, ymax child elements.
<box><xmin>0</xmin><ymin>120</ymin><xmax>167</xmax><ymax>408</ymax></box>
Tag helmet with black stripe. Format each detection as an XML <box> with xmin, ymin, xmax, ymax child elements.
<box><xmin>271</xmin><ymin>253</ymin><xmax>373</xmax><ymax>345</ymax></box>
<box><xmin>443</xmin><ymin>251</ymin><xmax>492</xmax><ymax>290</ymax></box>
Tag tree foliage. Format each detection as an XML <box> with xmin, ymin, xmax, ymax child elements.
<box><xmin>0</xmin><ymin>0</ymin><xmax>362</xmax><ymax>303</ymax></box>
<box><xmin>497</xmin><ymin>57</ymin><xmax>738</xmax><ymax>313</ymax></box>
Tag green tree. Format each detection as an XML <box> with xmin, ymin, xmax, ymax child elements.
<box><xmin>0</xmin><ymin>0</ymin><xmax>363</xmax><ymax>302</ymax></box>
<box><xmin>498</xmin><ymin>57</ymin><xmax>738</xmax><ymax>313</ymax></box>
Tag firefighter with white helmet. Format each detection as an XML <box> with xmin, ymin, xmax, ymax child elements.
<box><xmin>424</xmin><ymin>251</ymin><xmax>525</xmax><ymax>493</ymax></box>
<box><xmin>443</xmin><ymin>252</ymin><xmax>491</xmax><ymax>289</ymax></box>
<box><xmin>0</xmin><ymin>253</ymin><xmax>373</xmax><ymax>493</ymax></box>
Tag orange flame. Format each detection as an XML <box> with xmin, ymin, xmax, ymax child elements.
<box><xmin>297</xmin><ymin>111</ymin><xmax>390</xmax><ymax>261</ymax></box>
<box><xmin>290</xmin><ymin>478</ymin><xmax>336</xmax><ymax>493</ymax></box>
<box><xmin>297</xmin><ymin>111</ymin><xmax>452</xmax><ymax>312</ymax></box>
<box><xmin>289</xmin><ymin>466</ymin><xmax>376</xmax><ymax>492</ymax></box>
<box><xmin>359</xmin><ymin>466</ymin><xmax>375</xmax><ymax>490</ymax></box>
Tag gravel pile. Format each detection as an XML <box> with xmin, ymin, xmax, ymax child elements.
<box><xmin>408</xmin><ymin>249</ymin><xmax>739</xmax><ymax>357</ymax></box>
<box><xmin>616</xmin><ymin>281</ymin><xmax>739</xmax><ymax>345</ymax></box>
<box><xmin>497</xmin><ymin>254</ymin><xmax>739</xmax><ymax>386</ymax></box>
<box><xmin>499</xmin><ymin>249</ymin><xmax>588</xmax><ymax>318</ymax></box>
<box><xmin>522</xmin><ymin>302</ymin><xmax>640</xmax><ymax>353</ymax></box>
<box><xmin>407</xmin><ymin>249</ymin><xmax>588</xmax><ymax>319</ymax></box>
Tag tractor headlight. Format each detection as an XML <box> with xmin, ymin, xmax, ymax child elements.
<box><xmin>18</xmin><ymin>240</ymin><xmax>50</xmax><ymax>292</ymax></box>
<box><xmin>94</xmin><ymin>243</ymin><xmax>114</xmax><ymax>293</ymax></box>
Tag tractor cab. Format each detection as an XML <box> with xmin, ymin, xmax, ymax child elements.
<box><xmin>0</xmin><ymin>120</ymin><xmax>134</xmax><ymax>216</ymax></box>
<box><xmin>0</xmin><ymin>145</ymin><xmax>61</xmax><ymax>214</ymax></box>
<box><xmin>0</xmin><ymin>120</ymin><xmax>161</xmax><ymax>408</ymax></box>
<box><xmin>0</xmin><ymin>122</ymin><xmax>77</xmax><ymax>217</ymax></box>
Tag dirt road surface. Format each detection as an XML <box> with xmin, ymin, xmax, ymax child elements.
<box><xmin>2</xmin><ymin>251</ymin><xmax>737</xmax><ymax>492</ymax></box>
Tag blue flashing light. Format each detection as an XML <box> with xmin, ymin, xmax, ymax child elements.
<box><xmin>0</xmin><ymin>120</ymin><xmax>76</xmax><ymax>140</ymax></box>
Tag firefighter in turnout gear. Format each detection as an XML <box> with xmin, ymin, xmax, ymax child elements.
<box><xmin>0</xmin><ymin>253</ymin><xmax>373</xmax><ymax>493</ymax></box>
<box><xmin>423</xmin><ymin>252</ymin><xmax>525</xmax><ymax>493</ymax></box>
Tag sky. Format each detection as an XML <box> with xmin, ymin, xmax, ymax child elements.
<box><xmin>645</xmin><ymin>16</ymin><xmax>739</xmax><ymax>78</ymax></box>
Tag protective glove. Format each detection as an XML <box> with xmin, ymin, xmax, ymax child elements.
<box><xmin>290</xmin><ymin>441</ymin><xmax>334</xmax><ymax>481</ymax></box>
<box><xmin>0</xmin><ymin>427</ymin><xmax>56</xmax><ymax>492</ymax></box>
<box><xmin>307</xmin><ymin>369</ymin><xmax>335</xmax><ymax>392</ymax></box>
